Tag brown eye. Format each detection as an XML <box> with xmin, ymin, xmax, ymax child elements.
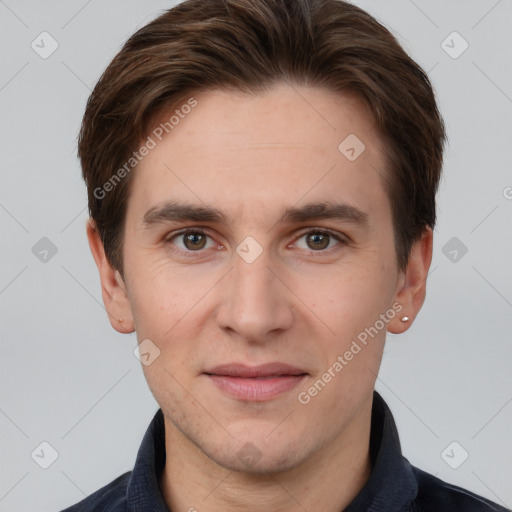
<box><xmin>292</xmin><ymin>229</ymin><xmax>345</xmax><ymax>254</ymax></box>
<box><xmin>165</xmin><ymin>229</ymin><xmax>217</xmax><ymax>253</ymax></box>
<box><xmin>182</xmin><ymin>231</ymin><xmax>207</xmax><ymax>250</ymax></box>
<box><xmin>306</xmin><ymin>231</ymin><xmax>331</xmax><ymax>250</ymax></box>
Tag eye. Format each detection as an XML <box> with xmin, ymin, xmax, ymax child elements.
<box><xmin>164</xmin><ymin>227</ymin><xmax>346</xmax><ymax>257</ymax></box>
<box><xmin>165</xmin><ymin>229</ymin><xmax>221</xmax><ymax>254</ymax></box>
<box><xmin>292</xmin><ymin>229</ymin><xmax>344</xmax><ymax>253</ymax></box>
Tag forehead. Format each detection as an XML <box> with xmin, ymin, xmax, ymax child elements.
<box><xmin>127</xmin><ymin>83</ymin><xmax>390</xmax><ymax>226</ymax></box>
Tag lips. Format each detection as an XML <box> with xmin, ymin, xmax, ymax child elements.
<box><xmin>205</xmin><ymin>362</ymin><xmax>307</xmax><ymax>378</ymax></box>
<box><xmin>204</xmin><ymin>363</ymin><xmax>308</xmax><ymax>401</ymax></box>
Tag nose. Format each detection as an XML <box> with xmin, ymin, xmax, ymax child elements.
<box><xmin>215</xmin><ymin>245</ymin><xmax>294</xmax><ymax>344</ymax></box>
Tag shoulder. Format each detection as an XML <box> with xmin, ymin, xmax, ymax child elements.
<box><xmin>58</xmin><ymin>471</ymin><xmax>131</xmax><ymax>512</ymax></box>
<box><xmin>411</xmin><ymin>465</ymin><xmax>510</xmax><ymax>512</ymax></box>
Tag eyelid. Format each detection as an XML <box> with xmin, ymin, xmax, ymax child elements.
<box><xmin>292</xmin><ymin>227</ymin><xmax>348</xmax><ymax>242</ymax></box>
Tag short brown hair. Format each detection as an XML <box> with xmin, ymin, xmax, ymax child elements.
<box><xmin>79</xmin><ymin>0</ymin><xmax>446</xmax><ymax>274</ymax></box>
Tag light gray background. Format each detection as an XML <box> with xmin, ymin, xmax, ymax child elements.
<box><xmin>1</xmin><ymin>1</ymin><xmax>511</xmax><ymax>511</ymax></box>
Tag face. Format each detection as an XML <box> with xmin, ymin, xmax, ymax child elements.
<box><xmin>92</xmin><ymin>83</ymin><xmax>427</xmax><ymax>475</ymax></box>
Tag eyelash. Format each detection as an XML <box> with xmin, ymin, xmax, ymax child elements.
<box><xmin>164</xmin><ymin>228</ymin><xmax>347</xmax><ymax>258</ymax></box>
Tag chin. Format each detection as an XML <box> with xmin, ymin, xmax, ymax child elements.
<box><xmin>202</xmin><ymin>431</ymin><xmax>309</xmax><ymax>476</ymax></box>
<box><xmin>212</xmin><ymin>448</ymin><xmax>303</xmax><ymax>476</ymax></box>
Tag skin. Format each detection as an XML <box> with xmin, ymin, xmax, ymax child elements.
<box><xmin>87</xmin><ymin>83</ymin><xmax>432</xmax><ymax>512</ymax></box>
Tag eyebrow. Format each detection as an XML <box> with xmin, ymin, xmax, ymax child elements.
<box><xmin>141</xmin><ymin>200</ymin><xmax>369</xmax><ymax>229</ymax></box>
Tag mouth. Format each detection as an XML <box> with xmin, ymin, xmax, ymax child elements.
<box><xmin>203</xmin><ymin>362</ymin><xmax>308</xmax><ymax>401</ymax></box>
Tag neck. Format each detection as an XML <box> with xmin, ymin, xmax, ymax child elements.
<box><xmin>160</xmin><ymin>400</ymin><xmax>373</xmax><ymax>512</ymax></box>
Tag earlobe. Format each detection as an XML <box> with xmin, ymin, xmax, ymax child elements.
<box><xmin>388</xmin><ymin>227</ymin><xmax>433</xmax><ymax>334</ymax></box>
<box><xmin>86</xmin><ymin>219</ymin><xmax>135</xmax><ymax>334</ymax></box>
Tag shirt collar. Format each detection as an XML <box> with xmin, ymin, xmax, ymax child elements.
<box><xmin>126</xmin><ymin>406</ymin><xmax>168</xmax><ymax>511</ymax></box>
<box><xmin>345</xmin><ymin>391</ymin><xmax>418</xmax><ymax>511</ymax></box>
<box><xmin>126</xmin><ymin>390</ymin><xmax>417</xmax><ymax>511</ymax></box>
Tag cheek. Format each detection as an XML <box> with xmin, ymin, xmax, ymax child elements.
<box><xmin>293</xmin><ymin>261</ymin><xmax>397</xmax><ymax>387</ymax></box>
<box><xmin>298</xmin><ymin>259</ymin><xmax>393</xmax><ymax>323</ymax></box>
<box><xmin>126</xmin><ymin>259</ymin><xmax>220</xmax><ymax>375</ymax></box>
<box><xmin>125</xmin><ymin>251</ymin><xmax>201</xmax><ymax>328</ymax></box>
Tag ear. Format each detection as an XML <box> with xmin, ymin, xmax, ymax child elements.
<box><xmin>86</xmin><ymin>218</ymin><xmax>135</xmax><ymax>334</ymax></box>
<box><xmin>388</xmin><ymin>226</ymin><xmax>433</xmax><ymax>334</ymax></box>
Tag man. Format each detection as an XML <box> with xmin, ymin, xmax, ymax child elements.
<box><xmin>61</xmin><ymin>0</ymin><xmax>509</xmax><ymax>510</ymax></box>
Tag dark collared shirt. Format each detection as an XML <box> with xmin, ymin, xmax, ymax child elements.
<box><xmin>60</xmin><ymin>391</ymin><xmax>510</xmax><ymax>511</ymax></box>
